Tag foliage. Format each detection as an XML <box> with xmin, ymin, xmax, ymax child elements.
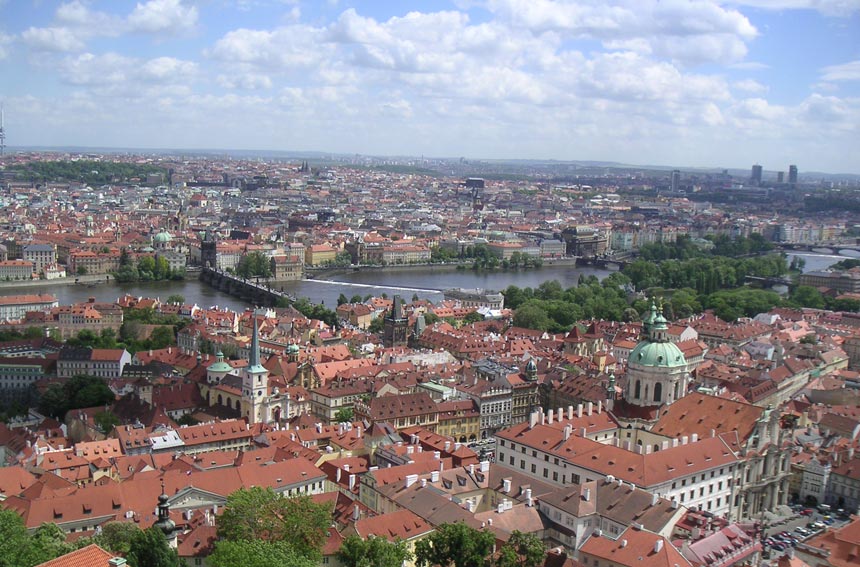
<box><xmin>91</xmin><ymin>521</ymin><xmax>142</xmax><ymax>555</ymax></box>
<box><xmin>113</xmin><ymin>250</ymin><xmax>181</xmax><ymax>283</ymax></box>
<box><xmin>462</xmin><ymin>311</ymin><xmax>485</xmax><ymax>324</ymax></box>
<box><xmin>0</xmin><ymin>327</ymin><xmax>45</xmax><ymax>342</ymax></box>
<box><xmin>209</xmin><ymin>539</ymin><xmax>317</xmax><ymax>567</ymax></box>
<box><xmin>235</xmin><ymin>252</ymin><xmax>273</xmax><ymax>279</ymax></box>
<box><xmin>291</xmin><ymin>298</ymin><xmax>339</xmax><ymax>329</ymax></box>
<box><xmin>334</xmin><ymin>408</ymin><xmax>354</xmax><ymax>423</ymax></box>
<box><xmin>0</xmin><ymin>511</ymin><xmax>75</xmax><ymax>567</ymax></box>
<box><xmin>414</xmin><ymin>522</ymin><xmax>496</xmax><ymax>567</ymax></box>
<box><xmin>512</xmin><ymin>302</ymin><xmax>552</xmax><ymax>331</ymax></box>
<box><xmin>703</xmin><ymin>288</ymin><xmax>783</xmax><ymax>321</ymax></box>
<box><xmin>176</xmin><ymin>413</ymin><xmax>200</xmax><ymax>426</ymax></box>
<box><xmin>788</xmin><ymin>286</ymin><xmax>826</xmax><ymax>310</ymax></box>
<box><xmin>38</xmin><ymin>374</ymin><xmax>115</xmax><ymax>420</ymax></box>
<box><xmin>637</xmin><ymin>234</ymin><xmax>773</xmax><ymax>262</ymax></box>
<box><xmin>94</xmin><ymin>411</ymin><xmax>120</xmax><ymax>433</ymax></box>
<box><xmin>337</xmin><ymin>293</ymin><xmax>349</xmax><ymax>306</ymax></box>
<box><xmin>8</xmin><ymin>160</ymin><xmax>165</xmax><ymax>185</ymax></box>
<box><xmin>829</xmin><ymin>258</ymin><xmax>860</xmax><ymax>270</ymax></box>
<box><xmin>622</xmin><ymin>254</ymin><xmax>788</xmax><ymax>294</ymax></box>
<box><xmin>496</xmin><ymin>531</ymin><xmax>545</xmax><ymax>567</ymax></box>
<box><xmin>127</xmin><ymin>527</ymin><xmax>181</xmax><ymax>567</ymax></box>
<box><xmin>217</xmin><ymin>487</ymin><xmax>332</xmax><ymax>561</ymax></box>
<box><xmin>166</xmin><ymin>294</ymin><xmax>185</xmax><ymax>305</ymax></box>
<box><xmin>338</xmin><ymin>534</ymin><xmax>412</xmax><ymax>567</ymax></box>
<box><xmin>368</xmin><ymin>316</ymin><xmax>385</xmax><ymax>334</ymax></box>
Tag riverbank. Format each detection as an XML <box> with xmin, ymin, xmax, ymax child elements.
<box><xmin>307</xmin><ymin>257</ymin><xmax>580</xmax><ymax>281</ymax></box>
<box><xmin>0</xmin><ymin>274</ymin><xmax>112</xmax><ymax>290</ymax></box>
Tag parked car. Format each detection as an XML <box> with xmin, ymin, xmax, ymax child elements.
<box><xmin>771</xmin><ymin>543</ymin><xmax>785</xmax><ymax>552</ymax></box>
<box><xmin>800</xmin><ymin>508</ymin><xmax>814</xmax><ymax>516</ymax></box>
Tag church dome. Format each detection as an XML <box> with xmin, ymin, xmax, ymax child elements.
<box><xmin>288</xmin><ymin>343</ymin><xmax>300</xmax><ymax>355</ymax></box>
<box><xmin>153</xmin><ymin>231</ymin><xmax>173</xmax><ymax>244</ymax></box>
<box><xmin>207</xmin><ymin>351</ymin><xmax>233</xmax><ymax>373</ymax></box>
<box><xmin>629</xmin><ymin>340</ymin><xmax>687</xmax><ymax>368</ymax></box>
<box><xmin>525</xmin><ymin>358</ymin><xmax>537</xmax><ymax>373</ymax></box>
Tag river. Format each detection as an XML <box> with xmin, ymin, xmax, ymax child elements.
<box><xmin>0</xmin><ymin>252</ymin><xmax>850</xmax><ymax>310</ymax></box>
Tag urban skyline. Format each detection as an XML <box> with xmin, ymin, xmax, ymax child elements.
<box><xmin>1</xmin><ymin>1</ymin><xmax>859</xmax><ymax>174</ymax></box>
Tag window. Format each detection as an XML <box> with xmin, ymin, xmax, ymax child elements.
<box><xmin>531</xmin><ymin>464</ymin><xmax>537</xmax><ymax>474</ymax></box>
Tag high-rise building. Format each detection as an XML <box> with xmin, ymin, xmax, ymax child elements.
<box><xmin>777</xmin><ymin>171</ymin><xmax>784</xmax><ymax>183</ymax></box>
<box><xmin>670</xmin><ymin>169</ymin><xmax>681</xmax><ymax>192</ymax></box>
<box><xmin>789</xmin><ymin>165</ymin><xmax>798</xmax><ymax>184</ymax></box>
<box><xmin>751</xmin><ymin>164</ymin><xmax>763</xmax><ymax>185</ymax></box>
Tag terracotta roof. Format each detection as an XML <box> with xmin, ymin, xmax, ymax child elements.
<box><xmin>34</xmin><ymin>544</ymin><xmax>114</xmax><ymax>567</ymax></box>
<box><xmin>651</xmin><ymin>392</ymin><xmax>763</xmax><ymax>445</ymax></box>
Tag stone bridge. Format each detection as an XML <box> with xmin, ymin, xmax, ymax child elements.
<box><xmin>199</xmin><ymin>267</ymin><xmax>296</xmax><ymax>307</ymax></box>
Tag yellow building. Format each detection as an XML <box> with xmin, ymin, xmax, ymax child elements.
<box><xmin>436</xmin><ymin>399</ymin><xmax>481</xmax><ymax>443</ymax></box>
<box><xmin>305</xmin><ymin>244</ymin><xmax>338</xmax><ymax>266</ymax></box>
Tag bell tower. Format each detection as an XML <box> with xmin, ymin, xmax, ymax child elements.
<box><xmin>242</xmin><ymin>311</ymin><xmax>270</xmax><ymax>424</ymax></box>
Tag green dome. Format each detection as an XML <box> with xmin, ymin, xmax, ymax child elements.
<box><xmin>629</xmin><ymin>340</ymin><xmax>687</xmax><ymax>368</ymax></box>
<box><xmin>208</xmin><ymin>351</ymin><xmax>233</xmax><ymax>373</ymax></box>
<box><xmin>153</xmin><ymin>231</ymin><xmax>173</xmax><ymax>243</ymax></box>
<box><xmin>288</xmin><ymin>343</ymin><xmax>300</xmax><ymax>355</ymax></box>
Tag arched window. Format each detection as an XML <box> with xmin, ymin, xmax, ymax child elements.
<box><xmin>654</xmin><ymin>382</ymin><xmax>663</xmax><ymax>402</ymax></box>
<box><xmin>634</xmin><ymin>380</ymin><xmax>641</xmax><ymax>399</ymax></box>
<box><xmin>674</xmin><ymin>381</ymin><xmax>680</xmax><ymax>400</ymax></box>
<box><xmin>217</xmin><ymin>394</ymin><xmax>223</xmax><ymax>406</ymax></box>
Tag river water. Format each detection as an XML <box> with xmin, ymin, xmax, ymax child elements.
<box><xmin>0</xmin><ymin>252</ymin><xmax>849</xmax><ymax>310</ymax></box>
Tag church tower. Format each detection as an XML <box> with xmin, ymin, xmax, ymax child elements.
<box><xmin>383</xmin><ymin>295</ymin><xmax>409</xmax><ymax>348</ymax></box>
<box><xmin>242</xmin><ymin>311</ymin><xmax>270</xmax><ymax>424</ymax></box>
<box><xmin>154</xmin><ymin>481</ymin><xmax>178</xmax><ymax>549</ymax></box>
<box><xmin>624</xmin><ymin>303</ymin><xmax>690</xmax><ymax>408</ymax></box>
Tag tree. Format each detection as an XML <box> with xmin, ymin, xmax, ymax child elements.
<box><xmin>414</xmin><ymin>522</ymin><xmax>495</xmax><ymax>567</ymax></box>
<box><xmin>93</xmin><ymin>521</ymin><xmax>141</xmax><ymax>555</ymax></box>
<box><xmin>334</xmin><ymin>408</ymin><xmax>354</xmax><ymax>423</ymax></box>
<box><xmin>0</xmin><ymin>510</ymin><xmax>35</xmax><ymax>567</ymax></box>
<box><xmin>166</xmin><ymin>294</ymin><xmax>185</xmax><ymax>305</ymax></box>
<box><xmin>217</xmin><ymin>488</ymin><xmax>332</xmax><ymax>561</ymax></box>
<box><xmin>512</xmin><ymin>302</ymin><xmax>551</xmax><ymax>331</ymax></box>
<box><xmin>38</xmin><ymin>374</ymin><xmax>115</xmax><ymax>420</ymax></box>
<box><xmin>463</xmin><ymin>311</ymin><xmax>485</xmax><ymax>325</ymax></box>
<box><xmin>350</xmin><ymin>294</ymin><xmax>364</xmax><ymax>304</ymax></box>
<box><xmin>127</xmin><ymin>527</ymin><xmax>181</xmax><ymax>567</ymax></box>
<box><xmin>338</xmin><ymin>534</ymin><xmax>412</xmax><ymax>567</ymax></box>
<box><xmin>209</xmin><ymin>539</ymin><xmax>316</xmax><ymax>567</ymax></box>
<box><xmin>337</xmin><ymin>293</ymin><xmax>349</xmax><ymax>306</ymax></box>
<box><xmin>94</xmin><ymin>411</ymin><xmax>120</xmax><ymax>433</ymax></box>
<box><xmin>790</xmin><ymin>285</ymin><xmax>826</xmax><ymax>309</ymax></box>
<box><xmin>497</xmin><ymin>531</ymin><xmax>544</xmax><ymax>567</ymax></box>
<box><xmin>28</xmin><ymin>523</ymin><xmax>75</xmax><ymax>565</ymax></box>
<box><xmin>148</xmin><ymin>326</ymin><xmax>176</xmax><ymax>350</ymax></box>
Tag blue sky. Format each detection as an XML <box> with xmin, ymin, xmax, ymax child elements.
<box><xmin>0</xmin><ymin>0</ymin><xmax>858</xmax><ymax>173</ymax></box>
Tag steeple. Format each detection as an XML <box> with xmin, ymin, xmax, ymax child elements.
<box><xmin>154</xmin><ymin>480</ymin><xmax>177</xmax><ymax>548</ymax></box>
<box><xmin>249</xmin><ymin>310</ymin><xmax>262</xmax><ymax>369</ymax></box>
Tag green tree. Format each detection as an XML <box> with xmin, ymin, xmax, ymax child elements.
<box><xmin>217</xmin><ymin>488</ymin><xmax>332</xmax><ymax>561</ymax></box>
<box><xmin>94</xmin><ymin>411</ymin><xmax>120</xmax><ymax>434</ymax></box>
<box><xmin>338</xmin><ymin>534</ymin><xmax>412</xmax><ymax>567</ymax></box>
<box><xmin>790</xmin><ymin>285</ymin><xmax>826</xmax><ymax>309</ymax></box>
<box><xmin>334</xmin><ymin>408</ymin><xmax>354</xmax><ymax>423</ymax></box>
<box><xmin>92</xmin><ymin>521</ymin><xmax>141</xmax><ymax>555</ymax></box>
<box><xmin>38</xmin><ymin>375</ymin><xmax>115</xmax><ymax>420</ymax></box>
<box><xmin>337</xmin><ymin>293</ymin><xmax>349</xmax><ymax>306</ymax></box>
<box><xmin>350</xmin><ymin>294</ymin><xmax>364</xmax><ymax>304</ymax></box>
<box><xmin>148</xmin><ymin>326</ymin><xmax>176</xmax><ymax>350</ymax></box>
<box><xmin>28</xmin><ymin>523</ymin><xmax>75</xmax><ymax>565</ymax></box>
<box><xmin>166</xmin><ymin>294</ymin><xmax>185</xmax><ymax>305</ymax></box>
<box><xmin>498</xmin><ymin>531</ymin><xmax>544</xmax><ymax>567</ymax></box>
<box><xmin>209</xmin><ymin>539</ymin><xmax>316</xmax><ymax>567</ymax></box>
<box><xmin>368</xmin><ymin>316</ymin><xmax>385</xmax><ymax>334</ymax></box>
<box><xmin>127</xmin><ymin>527</ymin><xmax>181</xmax><ymax>567</ymax></box>
<box><xmin>512</xmin><ymin>302</ymin><xmax>552</xmax><ymax>331</ymax></box>
<box><xmin>0</xmin><ymin>509</ymin><xmax>31</xmax><ymax>567</ymax></box>
<box><xmin>415</xmin><ymin>522</ymin><xmax>496</xmax><ymax>567</ymax></box>
<box><xmin>463</xmin><ymin>311</ymin><xmax>485</xmax><ymax>324</ymax></box>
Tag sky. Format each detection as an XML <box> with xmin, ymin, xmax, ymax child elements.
<box><xmin>0</xmin><ymin>0</ymin><xmax>858</xmax><ymax>173</ymax></box>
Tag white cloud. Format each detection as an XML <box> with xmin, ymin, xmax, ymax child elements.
<box><xmin>217</xmin><ymin>72</ymin><xmax>274</xmax><ymax>90</ymax></box>
<box><xmin>725</xmin><ymin>1</ymin><xmax>860</xmax><ymax>16</ymax></box>
<box><xmin>127</xmin><ymin>0</ymin><xmax>199</xmax><ymax>35</ymax></box>
<box><xmin>21</xmin><ymin>26</ymin><xmax>87</xmax><ymax>52</ymax></box>
<box><xmin>486</xmin><ymin>0</ymin><xmax>758</xmax><ymax>65</ymax></box>
<box><xmin>59</xmin><ymin>52</ymin><xmax>198</xmax><ymax>93</ymax></box>
<box><xmin>820</xmin><ymin>60</ymin><xmax>860</xmax><ymax>81</ymax></box>
<box><xmin>208</xmin><ymin>25</ymin><xmax>330</xmax><ymax>68</ymax></box>
<box><xmin>733</xmin><ymin>79</ymin><xmax>768</xmax><ymax>93</ymax></box>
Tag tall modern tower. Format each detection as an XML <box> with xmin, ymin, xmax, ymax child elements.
<box><xmin>0</xmin><ymin>104</ymin><xmax>6</xmax><ymax>157</ymax></box>
<box><xmin>751</xmin><ymin>164</ymin><xmax>763</xmax><ymax>186</ymax></box>
<box><xmin>670</xmin><ymin>170</ymin><xmax>681</xmax><ymax>192</ymax></box>
<box><xmin>789</xmin><ymin>165</ymin><xmax>798</xmax><ymax>184</ymax></box>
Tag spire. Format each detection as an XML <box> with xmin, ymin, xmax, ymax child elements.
<box><xmin>249</xmin><ymin>310</ymin><xmax>261</xmax><ymax>367</ymax></box>
<box><xmin>154</xmin><ymin>479</ymin><xmax>176</xmax><ymax>544</ymax></box>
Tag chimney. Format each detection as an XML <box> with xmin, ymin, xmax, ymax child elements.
<box><xmin>503</xmin><ymin>478</ymin><xmax>511</xmax><ymax>493</ymax></box>
<box><xmin>406</xmin><ymin>446</ymin><xmax>414</xmax><ymax>455</ymax></box>
<box><xmin>431</xmin><ymin>470</ymin><xmax>440</xmax><ymax>482</ymax></box>
<box><xmin>349</xmin><ymin>474</ymin><xmax>356</xmax><ymax>490</ymax></box>
<box><xmin>469</xmin><ymin>464</ymin><xmax>475</xmax><ymax>476</ymax></box>
<box><xmin>568</xmin><ymin>405</ymin><xmax>574</xmax><ymax>420</ymax></box>
<box><xmin>547</xmin><ymin>410</ymin><xmax>554</xmax><ymax>425</ymax></box>
<box><xmin>405</xmin><ymin>474</ymin><xmax>418</xmax><ymax>488</ymax></box>
<box><xmin>661</xmin><ymin>440</ymin><xmax>670</xmax><ymax>451</ymax></box>
<box><xmin>583</xmin><ymin>487</ymin><xmax>591</xmax><ymax>501</ymax></box>
<box><xmin>691</xmin><ymin>433</ymin><xmax>698</xmax><ymax>443</ymax></box>
<box><xmin>444</xmin><ymin>441</ymin><xmax>451</xmax><ymax>451</ymax></box>
<box><xmin>710</xmin><ymin>429</ymin><xmax>716</xmax><ymax>438</ymax></box>
<box><xmin>681</xmin><ymin>435</ymin><xmax>689</xmax><ymax>445</ymax></box>
<box><xmin>563</xmin><ymin>425</ymin><xmax>572</xmax><ymax>441</ymax></box>
<box><xmin>556</xmin><ymin>408</ymin><xmax>564</xmax><ymax>422</ymax></box>
<box><xmin>597</xmin><ymin>400</ymin><xmax>602</xmax><ymax>414</ymax></box>
<box><xmin>434</xmin><ymin>451</ymin><xmax>441</xmax><ymax>460</ymax></box>
<box><xmin>421</xmin><ymin>478</ymin><xmax>427</xmax><ymax>488</ymax></box>
<box><xmin>356</xmin><ymin>426</ymin><xmax>361</xmax><ymax>438</ymax></box>
<box><xmin>654</xmin><ymin>540</ymin><xmax>664</xmax><ymax>553</ymax></box>
<box><xmin>579</xmin><ymin>427</ymin><xmax>587</xmax><ymax>437</ymax></box>
<box><xmin>577</xmin><ymin>404</ymin><xmax>583</xmax><ymax>418</ymax></box>
<box><xmin>620</xmin><ymin>539</ymin><xmax>627</xmax><ymax>548</ymax></box>
<box><xmin>526</xmin><ymin>488</ymin><xmax>533</xmax><ymax>507</ymax></box>
<box><xmin>671</xmin><ymin>499</ymin><xmax>679</xmax><ymax>509</ymax></box>
<box><xmin>336</xmin><ymin>468</ymin><xmax>342</xmax><ymax>483</ymax></box>
<box><xmin>353</xmin><ymin>504</ymin><xmax>360</xmax><ymax>522</ymax></box>
<box><xmin>109</xmin><ymin>559</ymin><xmax>128</xmax><ymax>567</ymax></box>
<box><xmin>497</xmin><ymin>502</ymin><xmax>505</xmax><ymax>514</ymax></box>
<box><xmin>587</xmin><ymin>401</ymin><xmax>593</xmax><ymax>416</ymax></box>
<box><xmin>480</xmin><ymin>460</ymin><xmax>489</xmax><ymax>473</ymax></box>
<box><xmin>651</xmin><ymin>492</ymin><xmax>659</xmax><ymax>506</ymax></box>
<box><xmin>343</xmin><ymin>464</ymin><xmax>350</xmax><ymax>472</ymax></box>
<box><xmin>529</xmin><ymin>411</ymin><xmax>539</xmax><ymax>429</ymax></box>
